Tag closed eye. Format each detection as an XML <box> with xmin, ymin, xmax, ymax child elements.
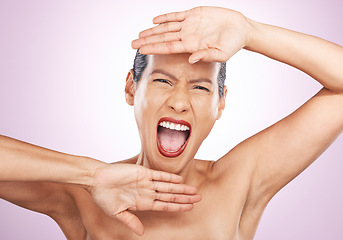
<box><xmin>193</xmin><ymin>85</ymin><xmax>210</xmax><ymax>92</ymax></box>
<box><xmin>153</xmin><ymin>79</ymin><xmax>172</xmax><ymax>86</ymax></box>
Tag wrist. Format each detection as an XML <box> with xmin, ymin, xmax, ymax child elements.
<box><xmin>243</xmin><ymin>17</ymin><xmax>260</xmax><ymax>51</ymax></box>
<box><xmin>65</xmin><ymin>155</ymin><xmax>107</xmax><ymax>191</ymax></box>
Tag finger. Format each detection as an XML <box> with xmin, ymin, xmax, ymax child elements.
<box><xmin>139</xmin><ymin>41</ymin><xmax>186</xmax><ymax>55</ymax></box>
<box><xmin>153</xmin><ymin>181</ymin><xmax>198</xmax><ymax>195</ymax></box>
<box><xmin>153</xmin><ymin>10</ymin><xmax>188</xmax><ymax>24</ymax></box>
<box><xmin>151</xmin><ymin>201</ymin><xmax>195</xmax><ymax>212</ymax></box>
<box><xmin>155</xmin><ymin>192</ymin><xmax>202</xmax><ymax>204</ymax></box>
<box><xmin>139</xmin><ymin>22</ymin><xmax>182</xmax><ymax>38</ymax></box>
<box><xmin>189</xmin><ymin>49</ymin><xmax>208</xmax><ymax>63</ymax></box>
<box><xmin>132</xmin><ymin>32</ymin><xmax>181</xmax><ymax>49</ymax></box>
<box><xmin>150</xmin><ymin>169</ymin><xmax>183</xmax><ymax>183</ymax></box>
<box><xmin>115</xmin><ymin>211</ymin><xmax>144</xmax><ymax>236</ymax></box>
<box><xmin>189</xmin><ymin>48</ymin><xmax>228</xmax><ymax>63</ymax></box>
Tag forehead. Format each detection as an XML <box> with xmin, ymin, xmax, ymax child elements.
<box><xmin>146</xmin><ymin>54</ymin><xmax>220</xmax><ymax>81</ymax></box>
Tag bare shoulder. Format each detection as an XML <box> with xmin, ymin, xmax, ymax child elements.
<box><xmin>210</xmin><ymin>143</ymin><xmax>267</xmax><ymax>210</ymax></box>
<box><xmin>207</xmin><ymin>146</ymin><xmax>268</xmax><ymax>235</ymax></box>
<box><xmin>210</xmin><ymin>142</ymin><xmax>256</xmax><ymax>184</ymax></box>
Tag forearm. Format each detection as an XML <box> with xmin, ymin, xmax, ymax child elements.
<box><xmin>245</xmin><ymin>19</ymin><xmax>343</xmax><ymax>93</ymax></box>
<box><xmin>0</xmin><ymin>135</ymin><xmax>106</xmax><ymax>189</ymax></box>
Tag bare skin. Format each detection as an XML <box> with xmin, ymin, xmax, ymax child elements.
<box><xmin>0</xmin><ymin>136</ymin><xmax>201</xmax><ymax>236</ymax></box>
<box><xmin>1</xmin><ymin>6</ymin><xmax>343</xmax><ymax>240</ymax></box>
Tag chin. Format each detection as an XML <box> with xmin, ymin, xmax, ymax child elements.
<box><xmin>153</xmin><ymin>148</ymin><xmax>197</xmax><ymax>174</ymax></box>
<box><xmin>155</xmin><ymin>161</ymin><xmax>188</xmax><ymax>174</ymax></box>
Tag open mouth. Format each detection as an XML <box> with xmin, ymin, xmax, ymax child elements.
<box><xmin>157</xmin><ymin>117</ymin><xmax>191</xmax><ymax>158</ymax></box>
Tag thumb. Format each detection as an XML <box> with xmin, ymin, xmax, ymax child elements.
<box><xmin>115</xmin><ymin>211</ymin><xmax>145</xmax><ymax>236</ymax></box>
<box><xmin>189</xmin><ymin>48</ymin><xmax>227</xmax><ymax>64</ymax></box>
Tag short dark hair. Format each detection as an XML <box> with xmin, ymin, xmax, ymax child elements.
<box><xmin>133</xmin><ymin>50</ymin><xmax>226</xmax><ymax>98</ymax></box>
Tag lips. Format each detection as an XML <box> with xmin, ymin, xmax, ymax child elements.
<box><xmin>157</xmin><ymin>117</ymin><xmax>191</xmax><ymax>158</ymax></box>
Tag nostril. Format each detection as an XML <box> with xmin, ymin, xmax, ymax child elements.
<box><xmin>169</xmin><ymin>105</ymin><xmax>188</xmax><ymax>113</ymax></box>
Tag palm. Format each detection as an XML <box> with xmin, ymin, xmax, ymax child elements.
<box><xmin>89</xmin><ymin>164</ymin><xmax>201</xmax><ymax>236</ymax></box>
<box><xmin>132</xmin><ymin>6</ymin><xmax>248</xmax><ymax>63</ymax></box>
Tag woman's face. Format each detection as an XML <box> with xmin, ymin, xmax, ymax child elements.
<box><xmin>128</xmin><ymin>53</ymin><xmax>226</xmax><ymax>173</ymax></box>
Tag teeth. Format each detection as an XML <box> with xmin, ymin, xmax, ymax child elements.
<box><xmin>159</xmin><ymin>121</ymin><xmax>190</xmax><ymax>131</ymax></box>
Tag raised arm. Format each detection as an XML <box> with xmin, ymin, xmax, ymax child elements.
<box><xmin>132</xmin><ymin>6</ymin><xmax>343</xmax><ymax>202</ymax></box>
<box><xmin>0</xmin><ymin>135</ymin><xmax>201</xmax><ymax>235</ymax></box>
<box><xmin>230</xmin><ymin>15</ymin><xmax>343</xmax><ymax>200</ymax></box>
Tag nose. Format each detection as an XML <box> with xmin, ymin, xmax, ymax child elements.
<box><xmin>167</xmin><ymin>87</ymin><xmax>190</xmax><ymax>114</ymax></box>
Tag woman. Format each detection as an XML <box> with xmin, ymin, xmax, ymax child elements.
<box><xmin>1</xmin><ymin>6</ymin><xmax>342</xmax><ymax>240</ymax></box>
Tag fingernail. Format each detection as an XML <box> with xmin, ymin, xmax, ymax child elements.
<box><xmin>191</xmin><ymin>59</ymin><xmax>200</xmax><ymax>64</ymax></box>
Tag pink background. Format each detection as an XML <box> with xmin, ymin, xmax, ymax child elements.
<box><xmin>0</xmin><ymin>0</ymin><xmax>342</xmax><ymax>239</ymax></box>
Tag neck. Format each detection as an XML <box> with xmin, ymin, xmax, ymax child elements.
<box><xmin>135</xmin><ymin>150</ymin><xmax>195</xmax><ymax>184</ymax></box>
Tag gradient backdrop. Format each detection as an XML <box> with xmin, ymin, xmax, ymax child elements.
<box><xmin>0</xmin><ymin>0</ymin><xmax>342</xmax><ymax>239</ymax></box>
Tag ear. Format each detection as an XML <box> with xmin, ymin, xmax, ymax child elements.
<box><xmin>216</xmin><ymin>86</ymin><xmax>227</xmax><ymax>120</ymax></box>
<box><xmin>125</xmin><ymin>70</ymin><xmax>135</xmax><ymax>106</ymax></box>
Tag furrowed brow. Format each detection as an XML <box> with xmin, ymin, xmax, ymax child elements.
<box><xmin>151</xmin><ymin>69</ymin><xmax>177</xmax><ymax>81</ymax></box>
<box><xmin>151</xmin><ymin>69</ymin><xmax>213</xmax><ymax>85</ymax></box>
<box><xmin>189</xmin><ymin>78</ymin><xmax>213</xmax><ymax>84</ymax></box>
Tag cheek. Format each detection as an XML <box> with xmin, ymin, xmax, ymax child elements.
<box><xmin>211</xmin><ymin>98</ymin><xmax>220</xmax><ymax>118</ymax></box>
<box><xmin>192</xmin><ymin>97</ymin><xmax>219</xmax><ymax>138</ymax></box>
<box><xmin>133</xmin><ymin>86</ymin><xmax>165</xmax><ymax>128</ymax></box>
<box><xmin>133</xmin><ymin>84</ymin><xmax>150</xmax><ymax>130</ymax></box>
<box><xmin>193</xmin><ymin>96</ymin><xmax>219</xmax><ymax>120</ymax></box>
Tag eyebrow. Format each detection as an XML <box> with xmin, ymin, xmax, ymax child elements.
<box><xmin>151</xmin><ymin>69</ymin><xmax>177</xmax><ymax>81</ymax></box>
<box><xmin>151</xmin><ymin>69</ymin><xmax>213</xmax><ymax>85</ymax></box>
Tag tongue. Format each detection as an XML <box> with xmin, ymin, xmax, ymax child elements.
<box><xmin>158</xmin><ymin>127</ymin><xmax>188</xmax><ymax>152</ymax></box>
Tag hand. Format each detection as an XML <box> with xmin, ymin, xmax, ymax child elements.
<box><xmin>88</xmin><ymin>163</ymin><xmax>201</xmax><ymax>236</ymax></box>
<box><xmin>132</xmin><ymin>6</ymin><xmax>250</xmax><ymax>63</ymax></box>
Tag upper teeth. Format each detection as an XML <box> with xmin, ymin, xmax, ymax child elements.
<box><xmin>159</xmin><ymin>121</ymin><xmax>190</xmax><ymax>131</ymax></box>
